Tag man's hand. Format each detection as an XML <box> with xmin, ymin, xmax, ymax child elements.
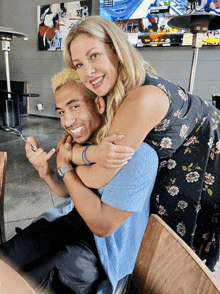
<box><xmin>56</xmin><ymin>133</ymin><xmax>73</xmax><ymax>168</ymax></box>
<box><xmin>25</xmin><ymin>136</ymin><xmax>56</xmax><ymax>179</ymax></box>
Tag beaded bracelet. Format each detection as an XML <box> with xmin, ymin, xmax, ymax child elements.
<box><xmin>82</xmin><ymin>145</ymin><xmax>96</xmax><ymax>166</ymax></box>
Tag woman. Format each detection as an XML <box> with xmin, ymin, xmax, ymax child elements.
<box><xmin>64</xmin><ymin>16</ymin><xmax>220</xmax><ymax>272</ymax></box>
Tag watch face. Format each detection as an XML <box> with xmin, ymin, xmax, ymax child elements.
<box><xmin>55</xmin><ymin>168</ymin><xmax>63</xmax><ymax>180</ymax></box>
<box><xmin>55</xmin><ymin>165</ymin><xmax>72</xmax><ymax>180</ymax></box>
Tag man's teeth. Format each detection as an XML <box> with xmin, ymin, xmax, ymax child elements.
<box><xmin>71</xmin><ymin>126</ymin><xmax>83</xmax><ymax>134</ymax></box>
<box><xmin>91</xmin><ymin>76</ymin><xmax>103</xmax><ymax>85</ymax></box>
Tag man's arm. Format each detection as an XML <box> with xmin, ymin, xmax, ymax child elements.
<box><xmin>57</xmin><ymin>135</ymin><xmax>159</xmax><ymax>237</ymax></box>
<box><xmin>25</xmin><ymin>136</ymin><xmax>69</xmax><ymax>197</ymax></box>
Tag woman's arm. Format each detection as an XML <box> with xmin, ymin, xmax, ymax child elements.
<box><xmin>71</xmin><ymin>134</ymin><xmax>134</xmax><ymax>168</ymax></box>
<box><xmin>76</xmin><ymin>85</ymin><xmax>169</xmax><ymax>188</ymax></box>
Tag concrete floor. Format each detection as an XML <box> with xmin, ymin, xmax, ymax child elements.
<box><xmin>0</xmin><ymin>115</ymin><xmax>65</xmax><ymax>241</ymax></box>
<box><xmin>1</xmin><ymin>114</ymin><xmax>220</xmax><ymax>282</ymax></box>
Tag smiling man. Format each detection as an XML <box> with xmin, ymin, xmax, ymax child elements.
<box><xmin>0</xmin><ymin>68</ymin><xmax>158</xmax><ymax>294</ymax></box>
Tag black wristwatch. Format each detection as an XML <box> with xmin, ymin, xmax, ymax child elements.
<box><xmin>55</xmin><ymin>165</ymin><xmax>73</xmax><ymax>180</ymax></box>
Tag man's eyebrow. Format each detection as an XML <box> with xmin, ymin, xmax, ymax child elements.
<box><xmin>55</xmin><ymin>99</ymin><xmax>80</xmax><ymax>111</ymax></box>
<box><xmin>72</xmin><ymin>47</ymin><xmax>98</xmax><ymax>63</ymax></box>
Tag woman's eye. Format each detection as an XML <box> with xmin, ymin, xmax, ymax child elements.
<box><xmin>75</xmin><ymin>63</ymin><xmax>82</xmax><ymax>68</ymax></box>
<box><xmin>91</xmin><ymin>53</ymin><xmax>99</xmax><ymax>60</ymax></box>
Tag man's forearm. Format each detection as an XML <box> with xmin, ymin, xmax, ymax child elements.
<box><xmin>40</xmin><ymin>169</ymin><xmax>69</xmax><ymax>197</ymax></box>
<box><xmin>61</xmin><ymin>169</ymin><xmax>107</xmax><ymax>236</ymax></box>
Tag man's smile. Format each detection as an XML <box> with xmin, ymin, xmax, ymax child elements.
<box><xmin>68</xmin><ymin>126</ymin><xmax>84</xmax><ymax>137</ymax></box>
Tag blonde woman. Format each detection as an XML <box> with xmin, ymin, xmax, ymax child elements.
<box><xmin>64</xmin><ymin>16</ymin><xmax>220</xmax><ymax>272</ymax></box>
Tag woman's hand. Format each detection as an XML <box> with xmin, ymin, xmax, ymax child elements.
<box><xmin>87</xmin><ymin>134</ymin><xmax>134</xmax><ymax>169</ymax></box>
<box><xmin>25</xmin><ymin>136</ymin><xmax>56</xmax><ymax>179</ymax></box>
<box><xmin>56</xmin><ymin>133</ymin><xmax>73</xmax><ymax>168</ymax></box>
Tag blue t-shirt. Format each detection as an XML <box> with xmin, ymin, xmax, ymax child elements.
<box><xmin>36</xmin><ymin>142</ymin><xmax>158</xmax><ymax>293</ymax></box>
<box><xmin>95</xmin><ymin>143</ymin><xmax>158</xmax><ymax>293</ymax></box>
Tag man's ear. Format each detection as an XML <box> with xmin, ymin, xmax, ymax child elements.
<box><xmin>95</xmin><ymin>96</ymin><xmax>105</xmax><ymax>115</ymax></box>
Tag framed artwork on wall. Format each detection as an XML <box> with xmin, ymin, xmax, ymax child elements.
<box><xmin>37</xmin><ymin>1</ymin><xmax>92</xmax><ymax>51</ymax></box>
<box><xmin>100</xmin><ymin>0</ymin><xmax>220</xmax><ymax>47</ymax></box>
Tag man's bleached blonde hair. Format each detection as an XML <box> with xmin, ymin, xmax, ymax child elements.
<box><xmin>51</xmin><ymin>68</ymin><xmax>96</xmax><ymax>100</ymax></box>
<box><xmin>64</xmin><ymin>16</ymin><xmax>158</xmax><ymax>143</ymax></box>
<box><xmin>51</xmin><ymin>68</ymin><xmax>81</xmax><ymax>93</ymax></box>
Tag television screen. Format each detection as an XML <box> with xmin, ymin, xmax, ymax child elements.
<box><xmin>100</xmin><ymin>0</ymin><xmax>220</xmax><ymax>47</ymax></box>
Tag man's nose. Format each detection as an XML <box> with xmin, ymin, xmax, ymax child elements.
<box><xmin>65</xmin><ymin>112</ymin><xmax>76</xmax><ymax>129</ymax></box>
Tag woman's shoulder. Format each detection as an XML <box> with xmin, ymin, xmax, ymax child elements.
<box><xmin>125</xmin><ymin>78</ymin><xmax>169</xmax><ymax>109</ymax></box>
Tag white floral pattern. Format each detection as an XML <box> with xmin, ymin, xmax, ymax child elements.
<box><xmin>157</xmin><ymin>83</ymin><xmax>167</xmax><ymax>93</ymax></box>
<box><xmin>177</xmin><ymin>222</ymin><xmax>186</xmax><ymax>236</ymax></box>
<box><xmin>177</xmin><ymin>201</ymin><xmax>188</xmax><ymax>210</ymax></box>
<box><xmin>167</xmin><ymin>159</ymin><xmax>176</xmax><ymax>170</ymax></box>
<box><xmin>208</xmin><ymin>138</ymin><xmax>214</xmax><ymax>148</ymax></box>
<box><xmin>155</xmin><ymin>119</ymin><xmax>170</xmax><ymax>132</ymax></box>
<box><xmin>204</xmin><ymin>173</ymin><xmax>215</xmax><ymax>185</ymax></box>
<box><xmin>160</xmin><ymin>137</ymin><xmax>172</xmax><ymax>149</ymax></box>
<box><xmin>180</xmin><ymin>124</ymin><xmax>189</xmax><ymax>137</ymax></box>
<box><xmin>168</xmin><ymin>186</ymin><xmax>179</xmax><ymax>196</ymax></box>
<box><xmin>178</xmin><ymin>89</ymin><xmax>188</xmax><ymax>101</ymax></box>
<box><xmin>186</xmin><ymin>172</ymin><xmax>200</xmax><ymax>183</ymax></box>
<box><xmin>158</xmin><ymin>205</ymin><xmax>166</xmax><ymax>215</ymax></box>
<box><xmin>144</xmin><ymin>73</ymin><xmax>220</xmax><ymax>271</ymax></box>
<box><xmin>183</xmin><ymin>136</ymin><xmax>197</xmax><ymax>146</ymax></box>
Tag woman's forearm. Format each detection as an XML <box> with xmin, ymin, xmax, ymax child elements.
<box><xmin>71</xmin><ymin>144</ymin><xmax>97</xmax><ymax>166</ymax></box>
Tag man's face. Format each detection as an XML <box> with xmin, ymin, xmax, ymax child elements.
<box><xmin>55</xmin><ymin>81</ymin><xmax>104</xmax><ymax>144</ymax></box>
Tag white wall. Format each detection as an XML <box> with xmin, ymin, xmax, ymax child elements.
<box><xmin>139</xmin><ymin>46</ymin><xmax>220</xmax><ymax>101</ymax></box>
<box><xmin>0</xmin><ymin>0</ymin><xmax>219</xmax><ymax>118</ymax></box>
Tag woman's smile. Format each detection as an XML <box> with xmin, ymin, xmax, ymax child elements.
<box><xmin>89</xmin><ymin>75</ymin><xmax>105</xmax><ymax>89</ymax></box>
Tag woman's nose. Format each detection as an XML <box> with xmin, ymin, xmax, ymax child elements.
<box><xmin>84</xmin><ymin>62</ymin><xmax>96</xmax><ymax>77</ymax></box>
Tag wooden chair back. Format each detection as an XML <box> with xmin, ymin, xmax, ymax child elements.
<box><xmin>0</xmin><ymin>151</ymin><xmax>7</xmax><ymax>244</ymax></box>
<box><xmin>131</xmin><ymin>214</ymin><xmax>220</xmax><ymax>294</ymax></box>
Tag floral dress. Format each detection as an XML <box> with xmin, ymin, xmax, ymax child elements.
<box><xmin>144</xmin><ymin>73</ymin><xmax>220</xmax><ymax>271</ymax></box>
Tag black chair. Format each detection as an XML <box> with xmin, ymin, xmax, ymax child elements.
<box><xmin>0</xmin><ymin>89</ymin><xmax>39</xmax><ymax>132</ymax></box>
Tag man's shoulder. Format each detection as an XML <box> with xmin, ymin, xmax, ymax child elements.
<box><xmin>110</xmin><ymin>142</ymin><xmax>158</xmax><ymax>183</ymax></box>
<box><xmin>133</xmin><ymin>142</ymin><xmax>158</xmax><ymax>169</ymax></box>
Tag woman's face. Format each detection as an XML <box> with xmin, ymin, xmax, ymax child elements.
<box><xmin>70</xmin><ymin>33</ymin><xmax>120</xmax><ymax>97</ymax></box>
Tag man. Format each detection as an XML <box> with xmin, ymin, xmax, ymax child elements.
<box><xmin>0</xmin><ymin>69</ymin><xmax>158</xmax><ymax>294</ymax></box>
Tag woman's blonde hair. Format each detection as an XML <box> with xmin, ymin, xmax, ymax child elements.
<box><xmin>64</xmin><ymin>16</ymin><xmax>157</xmax><ymax>144</ymax></box>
